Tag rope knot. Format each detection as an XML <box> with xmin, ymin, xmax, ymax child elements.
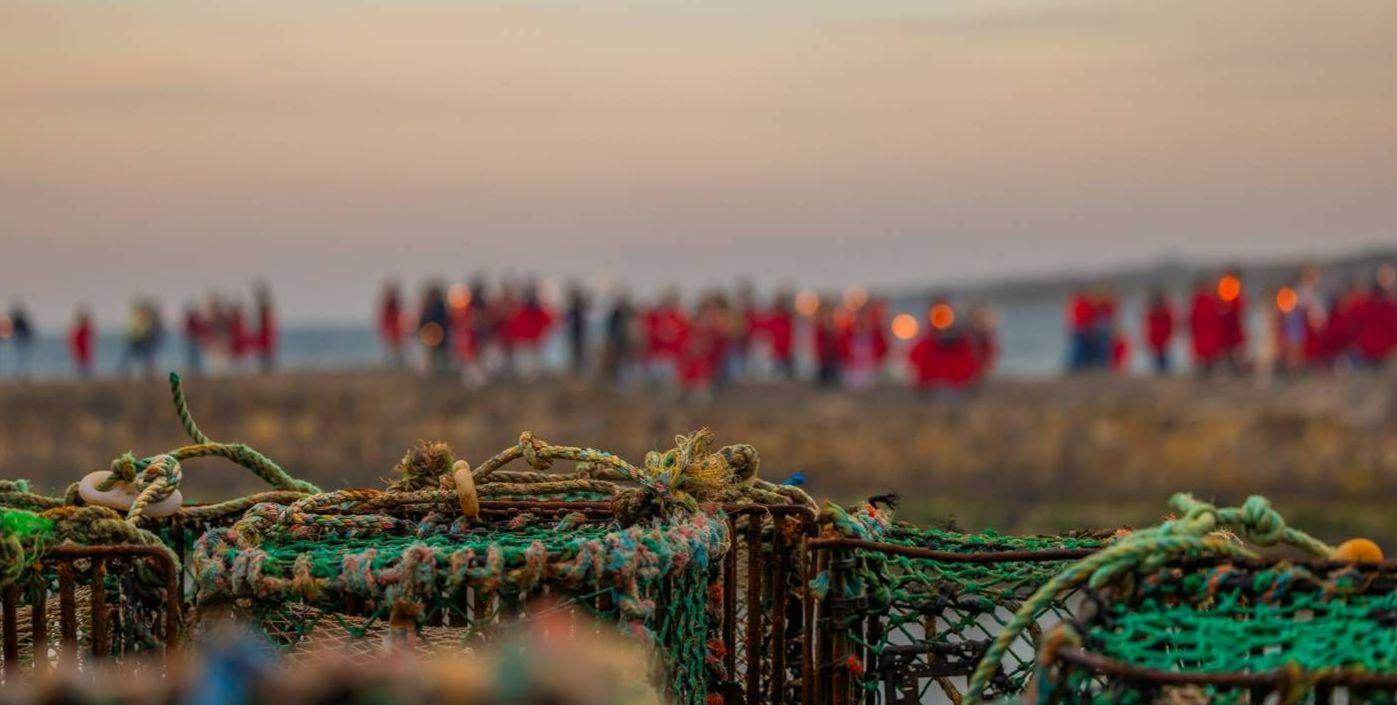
<box><xmin>107</xmin><ymin>452</ymin><xmax>140</xmax><ymax>485</ymax></box>
<box><xmin>519</xmin><ymin>431</ymin><xmax>554</xmax><ymax>470</ymax></box>
<box><xmin>1240</xmin><ymin>495</ymin><xmax>1285</xmax><ymax>545</ymax></box>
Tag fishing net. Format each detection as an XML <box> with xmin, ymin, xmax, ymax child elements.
<box><xmin>0</xmin><ymin>373</ymin><xmax>823</xmax><ymax>705</ymax></box>
<box><xmin>1036</xmin><ymin>558</ymin><xmax>1397</xmax><ymax>705</ymax></box>
<box><xmin>177</xmin><ymin>418</ymin><xmax>816</xmax><ymax>705</ymax></box>
<box><xmin>809</xmin><ymin>502</ymin><xmax>1112</xmax><ymax>705</ymax></box>
<box><xmin>957</xmin><ymin>494</ymin><xmax>1396</xmax><ymax>705</ymax></box>
<box><xmin>190</xmin><ymin>499</ymin><xmax>725</xmax><ymax>705</ymax></box>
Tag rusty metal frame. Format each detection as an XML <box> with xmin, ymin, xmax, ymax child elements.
<box><xmin>1</xmin><ymin>544</ymin><xmax>180</xmax><ymax>680</ymax></box>
<box><xmin>715</xmin><ymin>504</ymin><xmax>819</xmax><ymax>705</ymax></box>
<box><xmin>804</xmin><ymin>537</ymin><xmax>1099</xmax><ymax>705</ymax></box>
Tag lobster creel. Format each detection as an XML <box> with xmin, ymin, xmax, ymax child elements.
<box><xmin>807</xmin><ymin>503</ymin><xmax>1112</xmax><ymax>705</ymax></box>
<box><xmin>189</xmin><ymin>497</ymin><xmax>728</xmax><ymax>705</ymax></box>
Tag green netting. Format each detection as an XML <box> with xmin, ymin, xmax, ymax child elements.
<box><xmin>1040</xmin><ymin>560</ymin><xmax>1397</xmax><ymax>705</ymax></box>
<box><xmin>816</xmin><ymin>503</ymin><xmax>1110</xmax><ymax>702</ymax></box>
<box><xmin>1093</xmin><ymin>565</ymin><xmax>1397</xmax><ymax>673</ymax></box>
<box><xmin>191</xmin><ymin>499</ymin><xmax>728</xmax><ymax>705</ymax></box>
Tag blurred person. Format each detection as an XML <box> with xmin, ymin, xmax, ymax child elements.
<box><xmin>378</xmin><ymin>281</ymin><xmax>408</xmax><ymax>368</ymax></box>
<box><xmin>467</xmin><ymin>277</ymin><xmax>492</xmax><ymax>347</ymax></box>
<box><xmin>8</xmin><ymin>302</ymin><xmax>34</xmax><ymax>378</ymax></box>
<box><xmin>1271</xmin><ymin>282</ymin><xmax>1306</xmax><ymax>375</ymax></box>
<box><xmin>1092</xmin><ymin>287</ymin><xmax>1120</xmax><ymax>371</ymax></box>
<box><xmin>467</xmin><ymin>276</ymin><xmax>500</xmax><ymax>375</ymax></box>
<box><xmin>1189</xmin><ymin>276</ymin><xmax>1222</xmax><ymax>375</ymax></box>
<box><xmin>908</xmin><ymin>298</ymin><xmax>977</xmax><ymax>392</ymax></box>
<box><xmin>507</xmin><ymin>282</ymin><xmax>556</xmax><ymax>378</ymax></box>
<box><xmin>968</xmin><ymin>304</ymin><xmax>999</xmax><ymax>382</ymax></box>
<box><xmin>1302</xmin><ymin>298</ymin><xmax>1332</xmax><ymax>369</ymax></box>
<box><xmin>1065</xmin><ymin>285</ymin><xmax>1095</xmax><ymax>372</ymax></box>
<box><xmin>252</xmin><ymin>283</ymin><xmax>278</xmax><ymax>373</ymax></box>
<box><xmin>446</xmin><ymin>282</ymin><xmax>481</xmax><ymax>384</ymax></box>
<box><xmin>493</xmin><ymin>279</ymin><xmax>521</xmax><ymax>375</ymax></box>
<box><xmin>182</xmin><ymin>302</ymin><xmax>209</xmax><ymax>376</ymax></box>
<box><xmin>603</xmin><ymin>290</ymin><xmax>638</xmax><ymax>385</ymax></box>
<box><xmin>120</xmin><ymin>299</ymin><xmax>164</xmax><ymax>378</ymax></box>
<box><xmin>1216</xmin><ymin>269</ymin><xmax>1247</xmax><ymax>371</ymax></box>
<box><xmin>761</xmin><ymin>289</ymin><xmax>796</xmax><ymax>379</ymax></box>
<box><xmin>564</xmin><ymin>283</ymin><xmax>589</xmax><ymax>375</ymax></box>
<box><xmin>707</xmin><ymin>292</ymin><xmax>739</xmax><ymax>387</ymax></box>
<box><xmin>1092</xmin><ymin>288</ymin><xmax>1128</xmax><ymax>373</ymax></box>
<box><xmin>727</xmin><ymin>280</ymin><xmax>757</xmax><ymax>381</ymax></box>
<box><xmin>643</xmin><ymin>288</ymin><xmax>689</xmax><ymax>385</ymax></box>
<box><xmin>838</xmin><ymin>302</ymin><xmax>887</xmax><ymax>390</ymax></box>
<box><xmin>679</xmin><ymin>294</ymin><xmax>725</xmax><ymax>400</ymax></box>
<box><xmin>225</xmin><ymin>300</ymin><xmax>250</xmax><ymax>370</ymax></box>
<box><xmin>1356</xmin><ymin>271</ymin><xmax>1397</xmax><ymax>366</ymax></box>
<box><xmin>417</xmin><ymin>282</ymin><xmax>452</xmax><ymax>374</ymax></box>
<box><xmin>1143</xmin><ymin>288</ymin><xmax>1175</xmax><ymax>374</ymax></box>
<box><xmin>813</xmin><ymin>298</ymin><xmax>842</xmax><ymax>388</ymax></box>
<box><xmin>68</xmin><ymin>306</ymin><xmax>96</xmax><ymax>378</ymax></box>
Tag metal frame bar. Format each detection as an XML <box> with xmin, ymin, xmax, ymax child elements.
<box><xmin>0</xmin><ymin>544</ymin><xmax>179</xmax><ymax>681</ymax></box>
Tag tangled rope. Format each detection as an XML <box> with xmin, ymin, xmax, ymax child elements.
<box><xmin>0</xmin><ymin>505</ymin><xmax>176</xmax><ymax>585</ymax></box>
<box><xmin>0</xmin><ymin>374</ymin><xmax>320</xmax><ymax>526</ymax></box>
<box><xmin>215</xmin><ymin>428</ymin><xmax>814</xmax><ymax>549</ymax></box>
<box><xmin>962</xmin><ymin>493</ymin><xmax>1336</xmax><ymax>705</ymax></box>
<box><xmin>0</xmin><ymin>374</ymin><xmax>324</xmax><ymax>587</ymax></box>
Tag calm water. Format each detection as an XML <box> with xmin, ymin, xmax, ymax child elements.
<box><xmin>0</xmin><ymin>297</ymin><xmax>1259</xmax><ymax>381</ymax></box>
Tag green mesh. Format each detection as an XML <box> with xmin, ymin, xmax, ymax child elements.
<box><xmin>191</xmin><ymin>506</ymin><xmax>727</xmax><ymax>705</ymax></box>
<box><xmin>818</xmin><ymin>504</ymin><xmax>1108</xmax><ymax>703</ymax></box>
<box><xmin>1041</xmin><ymin>560</ymin><xmax>1397</xmax><ymax>705</ymax></box>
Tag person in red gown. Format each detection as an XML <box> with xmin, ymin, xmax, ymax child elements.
<box><xmin>762</xmin><ymin>290</ymin><xmax>796</xmax><ymax>379</ymax></box>
<box><xmin>836</xmin><ymin>303</ymin><xmax>888</xmax><ymax>389</ymax></box>
<box><xmin>1144</xmin><ymin>289</ymin><xmax>1174</xmax><ymax>374</ymax></box>
<box><xmin>379</xmin><ymin>281</ymin><xmax>407</xmax><ymax>368</ymax></box>
<box><xmin>1356</xmin><ymin>275</ymin><xmax>1397</xmax><ymax>365</ymax></box>
<box><xmin>1189</xmin><ymin>277</ymin><xmax>1222</xmax><ymax>374</ymax></box>
<box><xmin>679</xmin><ymin>295</ymin><xmax>725</xmax><ymax>397</ymax></box>
<box><xmin>1215</xmin><ymin>270</ymin><xmax>1247</xmax><ymax>371</ymax></box>
<box><xmin>68</xmin><ymin>307</ymin><xmax>96</xmax><ymax>378</ymax></box>
<box><xmin>507</xmin><ymin>284</ymin><xmax>556</xmax><ymax>377</ymax></box>
<box><xmin>1066</xmin><ymin>286</ymin><xmax>1095</xmax><ymax>372</ymax></box>
<box><xmin>644</xmin><ymin>289</ymin><xmax>691</xmax><ymax>384</ymax></box>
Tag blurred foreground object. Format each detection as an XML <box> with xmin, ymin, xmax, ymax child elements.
<box><xmin>0</xmin><ymin>610</ymin><xmax>659</xmax><ymax>705</ymax></box>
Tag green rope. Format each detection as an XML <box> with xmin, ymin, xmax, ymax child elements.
<box><xmin>165</xmin><ymin>373</ymin><xmax>321</xmax><ymax>495</ymax></box>
<box><xmin>0</xmin><ymin>509</ymin><xmax>54</xmax><ymax>585</ymax></box>
<box><xmin>962</xmin><ymin>493</ymin><xmax>1334</xmax><ymax>705</ymax></box>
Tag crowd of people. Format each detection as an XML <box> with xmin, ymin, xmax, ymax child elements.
<box><xmin>377</xmin><ymin>279</ymin><xmax>1000</xmax><ymax>395</ymax></box>
<box><xmin>0</xmin><ymin>285</ymin><xmax>280</xmax><ymax>380</ymax></box>
<box><xmin>1067</xmin><ymin>263</ymin><xmax>1397</xmax><ymax>376</ymax></box>
<box><xmin>2</xmin><ymin>262</ymin><xmax>1392</xmax><ymax>385</ymax></box>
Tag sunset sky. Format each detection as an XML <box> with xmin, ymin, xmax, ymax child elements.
<box><xmin>3</xmin><ymin>0</ymin><xmax>1395</xmax><ymax>323</ymax></box>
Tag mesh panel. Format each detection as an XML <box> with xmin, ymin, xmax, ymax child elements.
<box><xmin>1040</xmin><ymin>559</ymin><xmax>1397</xmax><ymax>705</ymax></box>
<box><xmin>817</xmin><ymin>524</ymin><xmax>1108</xmax><ymax>705</ymax></box>
<box><xmin>191</xmin><ymin>507</ymin><xmax>726</xmax><ymax>705</ymax></box>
